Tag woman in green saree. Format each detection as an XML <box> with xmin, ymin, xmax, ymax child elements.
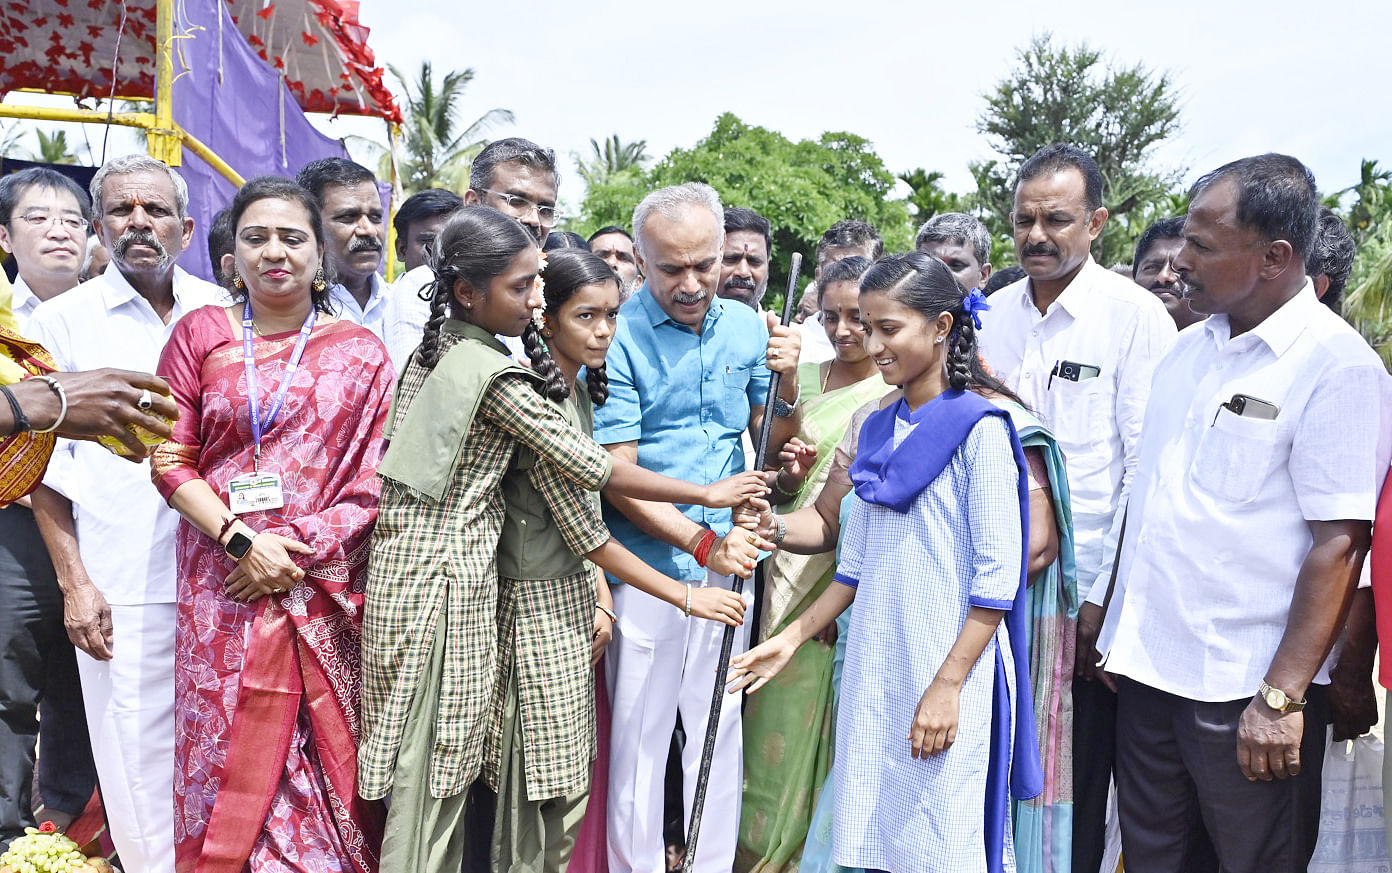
<box><xmin>736</xmin><ymin>257</ymin><xmax>885</xmax><ymax>873</ymax></box>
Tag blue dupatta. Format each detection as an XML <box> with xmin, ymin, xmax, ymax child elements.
<box><xmin>848</xmin><ymin>389</ymin><xmax>1044</xmax><ymax>873</ymax></box>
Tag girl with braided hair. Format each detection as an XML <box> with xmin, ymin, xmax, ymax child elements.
<box><xmin>729</xmin><ymin>252</ymin><xmax>1051</xmax><ymax>873</ymax></box>
<box><xmin>362</xmin><ymin>207</ymin><xmax>770</xmax><ymax>873</ymax></box>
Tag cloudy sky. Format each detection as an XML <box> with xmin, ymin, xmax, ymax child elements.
<box><xmin>309</xmin><ymin>0</ymin><xmax>1390</xmax><ymax>212</ymax></box>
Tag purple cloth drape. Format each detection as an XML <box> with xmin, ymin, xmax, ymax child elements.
<box><xmin>171</xmin><ymin>0</ymin><xmax>371</xmax><ymax>282</ymax></box>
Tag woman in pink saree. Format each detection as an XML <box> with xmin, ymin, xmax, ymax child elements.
<box><xmin>150</xmin><ymin>176</ymin><xmax>392</xmax><ymax>873</ymax></box>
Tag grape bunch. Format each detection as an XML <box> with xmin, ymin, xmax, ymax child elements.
<box><xmin>0</xmin><ymin>825</ymin><xmax>92</xmax><ymax>873</ymax></box>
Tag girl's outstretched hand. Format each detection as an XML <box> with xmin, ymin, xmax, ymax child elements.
<box><xmin>726</xmin><ymin>633</ymin><xmax>797</xmax><ymax>695</ymax></box>
<box><xmin>687</xmin><ymin>586</ymin><xmax>746</xmax><ymax>627</ymax></box>
<box><xmin>909</xmin><ymin>680</ymin><xmax>961</xmax><ymax>759</ymax></box>
<box><xmin>702</xmin><ymin>471</ymin><xmax>770</xmax><ymax>508</ymax></box>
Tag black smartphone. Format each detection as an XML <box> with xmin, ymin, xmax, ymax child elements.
<box><xmin>1050</xmin><ymin>360</ymin><xmax>1101</xmax><ymax>387</ymax></box>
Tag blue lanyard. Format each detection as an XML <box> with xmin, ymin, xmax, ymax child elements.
<box><xmin>242</xmin><ymin>300</ymin><xmax>316</xmax><ymax>469</ymax></box>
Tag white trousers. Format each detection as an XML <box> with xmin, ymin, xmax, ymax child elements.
<box><xmin>75</xmin><ymin>602</ymin><xmax>176</xmax><ymax>873</ymax></box>
<box><xmin>605</xmin><ymin>570</ymin><xmax>752</xmax><ymax>873</ymax></box>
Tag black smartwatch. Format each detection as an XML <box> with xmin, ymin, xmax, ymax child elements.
<box><xmin>224</xmin><ymin>531</ymin><xmax>255</xmax><ymax>561</ymax></box>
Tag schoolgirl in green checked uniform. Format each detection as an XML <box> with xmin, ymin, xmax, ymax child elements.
<box><xmin>361</xmin><ymin>207</ymin><xmax>768</xmax><ymax>873</ymax></box>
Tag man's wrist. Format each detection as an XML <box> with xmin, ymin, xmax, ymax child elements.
<box><xmin>10</xmin><ymin>379</ymin><xmax>60</xmax><ymax>432</ymax></box>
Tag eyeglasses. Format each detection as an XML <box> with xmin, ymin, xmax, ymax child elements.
<box><xmin>8</xmin><ymin>213</ymin><xmax>88</xmax><ymax>233</ymax></box>
<box><xmin>475</xmin><ymin>190</ymin><xmax>562</xmax><ymax>228</ymax></box>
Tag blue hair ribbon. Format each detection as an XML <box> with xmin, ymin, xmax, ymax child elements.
<box><xmin>963</xmin><ymin>287</ymin><xmax>991</xmax><ymax>330</ymax></box>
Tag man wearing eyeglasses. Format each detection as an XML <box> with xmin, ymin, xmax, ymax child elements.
<box><xmin>0</xmin><ymin>169</ymin><xmax>90</xmax><ymax>325</ymax></box>
<box><xmin>464</xmin><ymin>137</ymin><xmax>562</xmax><ymax>246</ymax></box>
<box><xmin>0</xmin><ymin>167</ymin><xmax>99</xmax><ymax>848</ymax></box>
<box><xmin>382</xmin><ymin>138</ymin><xmax>563</xmax><ymax>370</ymax></box>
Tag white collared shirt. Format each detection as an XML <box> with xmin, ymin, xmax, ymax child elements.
<box><xmin>977</xmin><ymin>257</ymin><xmax>1176</xmax><ymax>603</ymax></box>
<box><xmin>1097</xmin><ymin>283</ymin><xmax>1392</xmax><ymax>701</ymax></box>
<box><xmin>9</xmin><ymin>276</ymin><xmax>42</xmax><ymax>333</ymax></box>
<box><xmin>382</xmin><ymin>265</ymin><xmax>433</xmax><ymax>372</ymax></box>
<box><xmin>328</xmin><ymin>272</ymin><xmax>389</xmax><ymax>343</ymax></box>
<box><xmin>381</xmin><ymin>265</ymin><xmax>529</xmax><ymax>371</ymax></box>
<box><xmin>28</xmin><ymin>265</ymin><xmax>226</xmax><ymax>605</ymax></box>
<box><xmin>798</xmin><ymin>315</ymin><xmax>835</xmax><ymax>365</ymax></box>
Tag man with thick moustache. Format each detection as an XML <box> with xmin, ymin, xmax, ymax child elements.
<box><xmin>975</xmin><ymin>143</ymin><xmax>1176</xmax><ymax>873</ymax></box>
<box><xmin>593</xmin><ymin>182</ymin><xmax>801</xmax><ymax>873</ymax></box>
<box><xmin>296</xmin><ymin>158</ymin><xmax>390</xmax><ymax>341</ymax></box>
<box><xmin>717</xmin><ymin>206</ymin><xmax>771</xmax><ymax>310</ymax></box>
<box><xmin>27</xmin><ymin>154</ymin><xmax>224</xmax><ymax>873</ymax></box>
<box><xmin>1132</xmin><ymin>216</ymin><xmax>1203</xmax><ymax>330</ymax></box>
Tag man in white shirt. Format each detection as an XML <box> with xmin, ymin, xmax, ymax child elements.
<box><xmin>27</xmin><ymin>155</ymin><xmax>224</xmax><ymax>873</ymax></box>
<box><xmin>974</xmin><ymin>144</ymin><xmax>1176</xmax><ymax>873</ymax></box>
<box><xmin>0</xmin><ymin>167</ymin><xmax>97</xmax><ymax>845</ymax></box>
<box><xmin>295</xmin><ymin>158</ymin><xmax>390</xmax><ymax>339</ymax></box>
<box><xmin>383</xmin><ymin>138</ymin><xmax>561</xmax><ymax>370</ymax></box>
<box><xmin>1095</xmin><ymin>154</ymin><xmax>1391</xmax><ymax>873</ymax></box>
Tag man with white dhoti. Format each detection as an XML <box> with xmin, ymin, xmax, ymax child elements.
<box><xmin>28</xmin><ymin>155</ymin><xmax>224</xmax><ymax>873</ymax></box>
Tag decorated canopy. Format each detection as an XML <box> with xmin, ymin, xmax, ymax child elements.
<box><xmin>0</xmin><ymin>0</ymin><xmax>400</xmax><ymax>122</ymax></box>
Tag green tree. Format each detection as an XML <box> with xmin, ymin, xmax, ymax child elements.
<box><xmin>1333</xmin><ymin>159</ymin><xmax>1392</xmax><ymax>366</ymax></box>
<box><xmin>576</xmin><ymin>135</ymin><xmax>648</xmax><ymax>189</ymax></box>
<box><xmin>575</xmin><ymin>113</ymin><xmax>914</xmax><ymax>305</ymax></box>
<box><xmin>387</xmin><ymin>62</ymin><xmax>514</xmax><ymax>194</ymax></box>
<box><xmin>972</xmin><ymin>34</ymin><xmax>1184</xmax><ymax>267</ymax></box>
<box><xmin>899</xmin><ymin>168</ymin><xmax>969</xmax><ymax>224</ymax></box>
<box><xmin>29</xmin><ymin>130</ymin><xmax>80</xmax><ymax>165</ymax></box>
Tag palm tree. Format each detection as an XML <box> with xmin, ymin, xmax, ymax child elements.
<box><xmin>29</xmin><ymin>130</ymin><xmax>80</xmax><ymax>165</ymax></box>
<box><xmin>386</xmin><ymin>62</ymin><xmax>514</xmax><ymax>195</ymax></box>
<box><xmin>576</xmin><ymin>135</ymin><xmax>648</xmax><ymax>188</ymax></box>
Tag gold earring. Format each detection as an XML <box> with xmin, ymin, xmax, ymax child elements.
<box><xmin>232</xmin><ymin>272</ymin><xmax>245</xmax><ymax>290</ymax></box>
<box><xmin>312</xmin><ymin>268</ymin><xmax>327</xmax><ymax>292</ymax></box>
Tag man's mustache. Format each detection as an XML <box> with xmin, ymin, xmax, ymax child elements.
<box><xmin>349</xmin><ymin>236</ymin><xmax>382</xmax><ymax>253</ymax></box>
<box><xmin>114</xmin><ymin>229</ymin><xmax>169</xmax><ymax>262</ymax></box>
<box><xmin>1023</xmin><ymin>244</ymin><xmax>1059</xmax><ymax>258</ymax></box>
<box><xmin>724</xmin><ymin>276</ymin><xmax>758</xmax><ymax>292</ymax></box>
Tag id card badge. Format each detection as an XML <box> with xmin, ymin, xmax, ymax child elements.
<box><xmin>228</xmin><ymin>472</ymin><xmax>285</xmax><ymax>514</ymax></box>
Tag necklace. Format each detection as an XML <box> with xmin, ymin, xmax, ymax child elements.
<box><xmin>820</xmin><ymin>360</ymin><xmax>833</xmax><ymax>394</ymax></box>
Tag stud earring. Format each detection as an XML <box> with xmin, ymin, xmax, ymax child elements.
<box><xmin>934</xmin><ymin>336</ymin><xmax>944</xmax><ymax>344</ymax></box>
<box><xmin>312</xmin><ymin>268</ymin><xmax>327</xmax><ymax>292</ymax></box>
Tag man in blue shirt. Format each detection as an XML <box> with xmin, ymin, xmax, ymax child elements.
<box><xmin>593</xmin><ymin>182</ymin><xmax>802</xmax><ymax>873</ymax></box>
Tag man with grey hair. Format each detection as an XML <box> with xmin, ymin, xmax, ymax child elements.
<box><xmin>27</xmin><ymin>154</ymin><xmax>223</xmax><ymax>873</ymax></box>
<box><xmin>382</xmin><ymin>136</ymin><xmax>561</xmax><ymax>370</ymax></box>
<box><xmin>916</xmin><ymin>211</ymin><xmax>994</xmax><ymax>292</ymax></box>
<box><xmin>592</xmin><ymin>182</ymin><xmax>800</xmax><ymax>873</ymax></box>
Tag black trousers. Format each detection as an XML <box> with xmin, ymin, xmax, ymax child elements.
<box><xmin>1071</xmin><ymin>676</ymin><xmax>1117</xmax><ymax>873</ymax></box>
<box><xmin>0</xmin><ymin>506</ymin><xmax>97</xmax><ymax>848</ymax></box>
<box><xmin>1115</xmin><ymin>677</ymin><xmax>1329</xmax><ymax>873</ymax></box>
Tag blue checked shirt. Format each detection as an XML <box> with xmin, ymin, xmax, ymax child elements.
<box><xmin>593</xmin><ymin>288</ymin><xmax>771</xmax><ymax>582</ymax></box>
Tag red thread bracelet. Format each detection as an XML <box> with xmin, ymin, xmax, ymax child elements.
<box><xmin>692</xmin><ymin>529</ymin><xmax>717</xmax><ymax>568</ymax></box>
<box><xmin>217</xmin><ymin>516</ymin><xmax>238</xmax><ymax>542</ymax></box>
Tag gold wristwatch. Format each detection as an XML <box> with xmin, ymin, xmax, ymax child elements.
<box><xmin>1257</xmin><ymin>680</ymin><xmax>1306</xmax><ymax>714</ymax></box>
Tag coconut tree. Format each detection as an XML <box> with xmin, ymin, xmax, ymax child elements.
<box><xmin>575</xmin><ymin>135</ymin><xmax>649</xmax><ymax>189</ymax></box>
<box><xmin>28</xmin><ymin>130</ymin><xmax>81</xmax><ymax>165</ymax></box>
<box><xmin>387</xmin><ymin>62</ymin><xmax>514</xmax><ymax>195</ymax></box>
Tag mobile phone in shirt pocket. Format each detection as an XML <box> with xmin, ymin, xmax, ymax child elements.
<box><xmin>1046</xmin><ymin>370</ymin><xmax>1110</xmax><ymax>449</ymax></box>
<box><xmin>1191</xmin><ymin>406</ymin><xmax>1280</xmax><ymax>504</ymax></box>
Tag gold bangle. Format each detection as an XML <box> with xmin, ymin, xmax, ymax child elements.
<box><xmin>684</xmin><ymin>586</ymin><xmax>692</xmax><ymax>618</ymax></box>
